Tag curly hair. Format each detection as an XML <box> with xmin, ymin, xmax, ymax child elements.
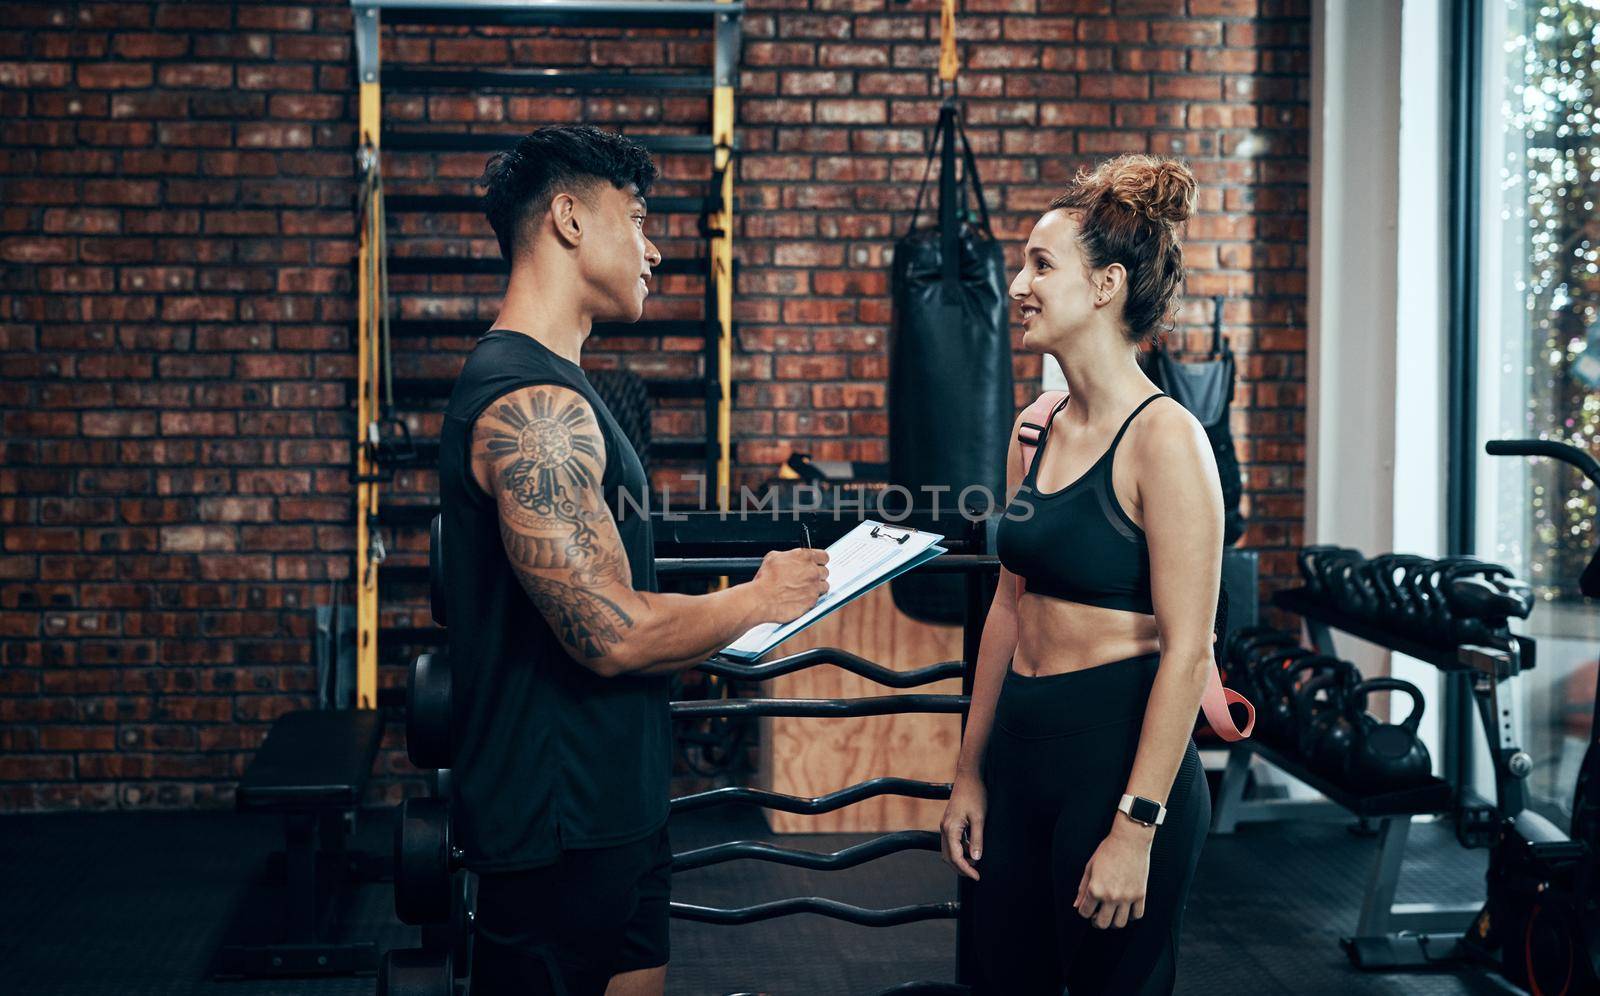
<box><xmin>479</xmin><ymin>125</ymin><xmax>658</xmax><ymax>261</ymax></box>
<box><xmin>1049</xmin><ymin>154</ymin><xmax>1196</xmax><ymax>345</ymax></box>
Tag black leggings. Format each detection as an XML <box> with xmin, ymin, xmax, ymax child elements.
<box><xmin>971</xmin><ymin>652</ymin><xmax>1210</xmax><ymax>995</ymax></box>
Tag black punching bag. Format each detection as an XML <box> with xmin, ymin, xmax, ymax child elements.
<box><xmin>1141</xmin><ymin>297</ymin><xmax>1248</xmax><ymax>545</ymax></box>
<box><xmin>889</xmin><ymin>100</ymin><xmax>1012</xmax><ymax>624</ymax></box>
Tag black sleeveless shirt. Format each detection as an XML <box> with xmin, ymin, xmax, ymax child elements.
<box><xmin>438</xmin><ymin>329</ymin><xmax>668</xmax><ymax>872</ymax></box>
<box><xmin>996</xmin><ymin>393</ymin><xmax>1166</xmax><ymax>614</ymax></box>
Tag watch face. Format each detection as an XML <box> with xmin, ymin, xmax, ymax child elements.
<box><xmin>1129</xmin><ymin>797</ymin><xmax>1160</xmax><ymax>824</ymax></box>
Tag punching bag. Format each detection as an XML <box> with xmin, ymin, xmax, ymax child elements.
<box><xmin>1142</xmin><ymin>298</ymin><xmax>1248</xmax><ymax>545</ymax></box>
<box><xmin>889</xmin><ymin>100</ymin><xmax>1012</xmax><ymax>624</ymax></box>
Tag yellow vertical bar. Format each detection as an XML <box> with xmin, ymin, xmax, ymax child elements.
<box><xmin>939</xmin><ymin>0</ymin><xmax>958</xmax><ymax>83</ymax></box>
<box><xmin>356</xmin><ymin>80</ymin><xmax>381</xmax><ymax>710</ymax></box>
<box><xmin>712</xmin><ymin>85</ymin><xmax>734</xmax><ymax>513</ymax></box>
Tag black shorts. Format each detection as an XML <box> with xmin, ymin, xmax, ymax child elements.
<box><xmin>470</xmin><ymin>825</ymin><xmax>672</xmax><ymax>996</ymax></box>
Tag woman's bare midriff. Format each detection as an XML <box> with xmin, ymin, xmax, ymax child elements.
<box><xmin>1011</xmin><ymin>591</ymin><xmax>1161</xmax><ymax>677</ymax></box>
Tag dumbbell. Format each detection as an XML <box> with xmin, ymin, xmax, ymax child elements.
<box><xmin>396</xmin><ymin>796</ymin><xmax>463</xmax><ymax>926</ymax></box>
<box><xmin>408</xmin><ymin>652</ymin><xmax>452</xmax><ymax>772</ymax></box>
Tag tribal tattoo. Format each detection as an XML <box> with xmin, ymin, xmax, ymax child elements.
<box><xmin>480</xmin><ymin>389</ymin><xmax>635</xmax><ymax>659</ymax></box>
<box><xmin>512</xmin><ymin>570</ymin><xmax>633</xmax><ymax>661</ymax></box>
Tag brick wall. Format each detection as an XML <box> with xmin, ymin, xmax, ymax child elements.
<box><xmin>0</xmin><ymin>0</ymin><xmax>1309</xmax><ymax>812</ymax></box>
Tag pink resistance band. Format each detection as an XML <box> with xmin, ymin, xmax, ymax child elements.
<box><xmin>1011</xmin><ymin>391</ymin><xmax>1255</xmax><ymax>742</ymax></box>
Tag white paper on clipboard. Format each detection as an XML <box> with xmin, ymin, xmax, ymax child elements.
<box><xmin>719</xmin><ymin>519</ymin><xmax>948</xmax><ymax>661</ymax></box>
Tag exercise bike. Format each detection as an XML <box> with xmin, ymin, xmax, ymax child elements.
<box><xmin>1454</xmin><ymin>438</ymin><xmax>1600</xmax><ymax>994</ymax></box>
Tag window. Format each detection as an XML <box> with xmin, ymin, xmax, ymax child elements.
<box><xmin>1472</xmin><ymin>0</ymin><xmax>1600</xmax><ymax>828</ymax></box>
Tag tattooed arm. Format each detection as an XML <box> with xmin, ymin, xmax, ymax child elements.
<box><xmin>473</xmin><ymin>384</ymin><xmax>829</xmax><ymax>677</ymax></box>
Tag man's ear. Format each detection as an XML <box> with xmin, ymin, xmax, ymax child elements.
<box><xmin>550</xmin><ymin>191</ymin><xmax>584</xmax><ymax>249</ymax></box>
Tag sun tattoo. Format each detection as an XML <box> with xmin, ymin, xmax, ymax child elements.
<box><xmin>480</xmin><ymin>389</ymin><xmax>635</xmax><ymax>660</ymax></box>
<box><xmin>482</xmin><ymin>393</ymin><xmax>603</xmax><ymax>531</ymax></box>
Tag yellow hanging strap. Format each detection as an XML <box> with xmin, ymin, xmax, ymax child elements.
<box><xmin>939</xmin><ymin>0</ymin><xmax>958</xmax><ymax>85</ymax></box>
<box><xmin>360</xmin><ymin>156</ymin><xmax>392</xmax><ymax>418</ymax></box>
<box><xmin>355</xmin><ymin>137</ymin><xmax>385</xmax><ymax>710</ymax></box>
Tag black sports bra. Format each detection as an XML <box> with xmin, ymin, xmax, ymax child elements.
<box><xmin>995</xmin><ymin>393</ymin><xmax>1166</xmax><ymax>614</ymax></box>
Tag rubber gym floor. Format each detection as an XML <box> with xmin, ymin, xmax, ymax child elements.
<box><xmin>0</xmin><ymin>802</ymin><xmax>1520</xmax><ymax>996</ymax></box>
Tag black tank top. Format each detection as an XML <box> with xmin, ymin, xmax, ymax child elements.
<box><xmin>438</xmin><ymin>329</ymin><xmax>668</xmax><ymax>872</ymax></box>
<box><xmin>996</xmin><ymin>393</ymin><xmax>1166</xmax><ymax>614</ymax></box>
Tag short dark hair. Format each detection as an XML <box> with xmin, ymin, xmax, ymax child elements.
<box><xmin>479</xmin><ymin>125</ymin><xmax>658</xmax><ymax>260</ymax></box>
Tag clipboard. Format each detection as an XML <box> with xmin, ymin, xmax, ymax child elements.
<box><xmin>719</xmin><ymin>519</ymin><xmax>948</xmax><ymax>661</ymax></box>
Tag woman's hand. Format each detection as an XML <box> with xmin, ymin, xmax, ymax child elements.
<box><xmin>939</xmin><ymin>771</ymin><xmax>986</xmax><ymax>881</ymax></box>
<box><xmin>1073</xmin><ymin>817</ymin><xmax>1154</xmax><ymax>928</ymax></box>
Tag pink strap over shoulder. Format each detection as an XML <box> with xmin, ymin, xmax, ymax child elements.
<box><xmin>1010</xmin><ymin>392</ymin><xmax>1255</xmax><ymax>742</ymax></box>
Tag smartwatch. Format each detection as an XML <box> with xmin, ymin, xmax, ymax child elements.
<box><xmin>1117</xmin><ymin>794</ymin><xmax>1167</xmax><ymax>828</ymax></box>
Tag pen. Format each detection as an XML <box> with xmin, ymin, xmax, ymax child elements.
<box><xmin>801</xmin><ymin>522</ymin><xmax>812</xmax><ymax>551</ymax></box>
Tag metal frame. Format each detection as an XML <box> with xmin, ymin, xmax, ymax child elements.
<box><xmin>1443</xmin><ymin>0</ymin><xmax>1484</xmax><ymax>800</ymax></box>
<box><xmin>349</xmin><ymin>0</ymin><xmax>742</xmax><ymax>703</ymax></box>
<box><xmin>353</xmin><ymin>5</ymin><xmax>382</xmax><ymax>708</ymax></box>
<box><xmin>352</xmin><ymin>0</ymin><xmax>742</xmax><ymax>22</ymax></box>
<box><xmin>653</xmin><ymin>520</ymin><xmax>991</xmax><ymax>993</ymax></box>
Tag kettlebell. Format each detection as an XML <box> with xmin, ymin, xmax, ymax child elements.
<box><xmin>1226</xmin><ymin>628</ymin><xmax>1301</xmax><ymax>706</ymax></box>
<box><xmin>1298</xmin><ymin>667</ymin><xmax>1360</xmax><ymax>772</ymax></box>
<box><xmin>1347</xmin><ymin>677</ymin><xmax>1432</xmax><ymax>790</ymax></box>
<box><xmin>1224</xmin><ymin>625</ymin><xmax>1296</xmax><ymax>669</ymax></box>
<box><xmin>1398</xmin><ymin>557</ymin><xmax>1443</xmax><ymax>642</ymax></box>
<box><xmin>1298</xmin><ymin>545</ymin><xmax>1348</xmax><ymax>596</ymax></box>
<box><xmin>1301</xmin><ymin>546</ymin><xmax>1365</xmax><ymax>607</ymax></box>
<box><xmin>1328</xmin><ymin>554</ymin><xmax>1378</xmax><ymax>617</ymax></box>
<box><xmin>1247</xmin><ymin>645</ymin><xmax>1317</xmax><ymax>744</ymax></box>
<box><xmin>1266</xmin><ymin>654</ymin><xmax>1345</xmax><ymax>751</ymax></box>
<box><xmin>1408</xmin><ymin>559</ymin><xmax>1457</xmax><ymax>643</ymax></box>
<box><xmin>1365</xmin><ymin>554</ymin><xmax>1429</xmax><ymax>631</ymax></box>
<box><xmin>1441</xmin><ymin>561</ymin><xmax>1531</xmax><ymax>646</ymax></box>
<box><xmin>1417</xmin><ymin>557</ymin><xmax>1497</xmax><ymax>644</ymax></box>
<box><xmin>1305</xmin><ymin>675</ymin><xmax>1356</xmax><ymax>778</ymax></box>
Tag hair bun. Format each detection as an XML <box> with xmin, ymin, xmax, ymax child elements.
<box><xmin>1100</xmin><ymin>155</ymin><xmax>1195</xmax><ymax>225</ymax></box>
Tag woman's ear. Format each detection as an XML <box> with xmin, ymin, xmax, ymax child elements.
<box><xmin>1093</xmin><ymin>262</ymin><xmax>1127</xmax><ymax>308</ymax></box>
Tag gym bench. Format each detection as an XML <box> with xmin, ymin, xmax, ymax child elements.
<box><xmin>217</xmin><ymin>709</ymin><xmax>384</xmax><ymax>978</ymax></box>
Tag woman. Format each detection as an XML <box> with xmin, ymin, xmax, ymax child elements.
<box><xmin>940</xmin><ymin>154</ymin><xmax>1224</xmax><ymax>995</ymax></box>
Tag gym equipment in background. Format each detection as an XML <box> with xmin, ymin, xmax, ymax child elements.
<box><xmin>888</xmin><ymin>98</ymin><xmax>1011</xmax><ymax>625</ymax></box>
<box><xmin>382</xmin><ymin>508</ymin><xmax>1001</xmax><ymax>995</ymax></box>
<box><xmin>354</xmin><ymin>0</ymin><xmax>747</xmax><ymax>723</ymax></box>
<box><xmin>1294</xmin><ymin>547</ymin><xmax>1534</xmax><ymax>649</ymax></box>
<box><xmin>1141</xmin><ymin>296</ymin><xmax>1248</xmax><ymax>545</ymax></box>
<box><xmin>1451</xmin><ymin>438</ymin><xmax>1600</xmax><ymax>994</ymax></box>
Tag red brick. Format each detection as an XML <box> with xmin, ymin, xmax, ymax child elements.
<box><xmin>112</xmin><ymin>33</ymin><xmax>189</xmax><ymax>59</ymax></box>
<box><xmin>0</xmin><ymin>2</ymin><xmax>1311</xmax><ymax>815</ymax></box>
<box><xmin>2</xmin><ymin>61</ymin><xmax>72</xmax><ymax>86</ymax></box>
<box><xmin>158</xmin><ymin>63</ymin><xmax>233</xmax><ymax>89</ymax></box>
<box><xmin>747</xmin><ymin>42</ymin><xmax>817</xmax><ymax>67</ymax></box>
<box><xmin>237</xmin><ymin>6</ymin><xmax>314</xmax><ymax>30</ymax></box>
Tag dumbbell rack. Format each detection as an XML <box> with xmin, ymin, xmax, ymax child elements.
<box><xmin>1211</xmin><ymin>587</ymin><xmax>1537</xmax><ymax>969</ymax></box>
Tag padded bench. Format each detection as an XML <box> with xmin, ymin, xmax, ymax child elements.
<box><xmin>217</xmin><ymin>709</ymin><xmax>384</xmax><ymax>978</ymax></box>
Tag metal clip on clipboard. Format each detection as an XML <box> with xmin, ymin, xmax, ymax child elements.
<box><xmin>869</xmin><ymin>524</ymin><xmax>912</xmax><ymax>544</ymax></box>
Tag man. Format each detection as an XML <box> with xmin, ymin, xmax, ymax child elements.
<box><xmin>438</xmin><ymin>126</ymin><xmax>828</xmax><ymax>996</ymax></box>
